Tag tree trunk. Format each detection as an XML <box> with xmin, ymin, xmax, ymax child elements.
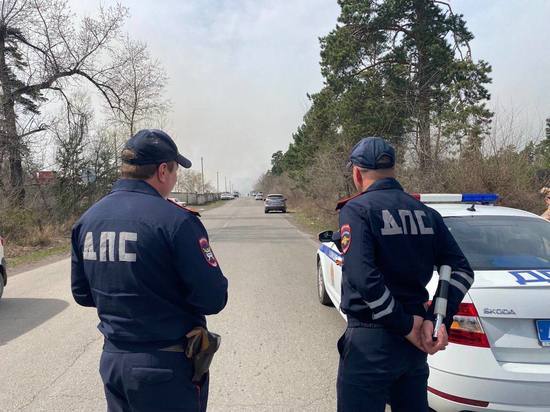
<box><xmin>413</xmin><ymin>0</ymin><xmax>432</xmax><ymax>172</ymax></box>
<box><xmin>417</xmin><ymin>93</ymin><xmax>431</xmax><ymax>171</ymax></box>
<box><xmin>9</xmin><ymin>148</ymin><xmax>24</xmax><ymax>204</ymax></box>
<box><xmin>0</xmin><ymin>26</ymin><xmax>25</xmax><ymax>205</ymax></box>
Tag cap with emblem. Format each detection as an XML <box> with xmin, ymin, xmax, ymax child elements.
<box><xmin>347</xmin><ymin>136</ymin><xmax>395</xmax><ymax>170</ymax></box>
<box><xmin>123</xmin><ymin>129</ymin><xmax>192</xmax><ymax>168</ymax></box>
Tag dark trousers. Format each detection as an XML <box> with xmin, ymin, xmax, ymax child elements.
<box><xmin>336</xmin><ymin>326</ymin><xmax>429</xmax><ymax>412</ymax></box>
<box><xmin>99</xmin><ymin>349</ymin><xmax>209</xmax><ymax>412</ymax></box>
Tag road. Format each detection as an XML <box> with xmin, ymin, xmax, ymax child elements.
<box><xmin>0</xmin><ymin>198</ymin><xmax>345</xmax><ymax>411</ymax></box>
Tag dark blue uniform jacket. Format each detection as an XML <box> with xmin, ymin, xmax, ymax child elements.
<box><xmin>338</xmin><ymin>178</ymin><xmax>473</xmax><ymax>336</ymax></box>
<box><xmin>71</xmin><ymin>179</ymin><xmax>228</xmax><ymax>348</ymax></box>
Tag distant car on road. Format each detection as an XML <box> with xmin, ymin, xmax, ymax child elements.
<box><xmin>316</xmin><ymin>193</ymin><xmax>550</xmax><ymax>412</ymax></box>
<box><xmin>255</xmin><ymin>193</ymin><xmax>264</xmax><ymax>201</ymax></box>
<box><xmin>0</xmin><ymin>235</ymin><xmax>6</xmax><ymax>299</ymax></box>
<box><xmin>264</xmin><ymin>194</ymin><xmax>287</xmax><ymax>213</ymax></box>
<box><xmin>221</xmin><ymin>192</ymin><xmax>234</xmax><ymax>200</ymax></box>
<box><xmin>167</xmin><ymin>197</ymin><xmax>187</xmax><ymax>207</ymax></box>
<box><xmin>232</xmin><ymin>191</ymin><xmax>240</xmax><ymax>198</ymax></box>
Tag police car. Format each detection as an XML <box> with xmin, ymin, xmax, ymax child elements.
<box><xmin>317</xmin><ymin>194</ymin><xmax>550</xmax><ymax>412</ymax></box>
<box><xmin>0</xmin><ymin>235</ymin><xmax>6</xmax><ymax>299</ymax></box>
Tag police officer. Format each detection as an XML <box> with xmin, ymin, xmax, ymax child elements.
<box><xmin>335</xmin><ymin>137</ymin><xmax>474</xmax><ymax>412</ymax></box>
<box><xmin>71</xmin><ymin>129</ymin><xmax>228</xmax><ymax>412</ymax></box>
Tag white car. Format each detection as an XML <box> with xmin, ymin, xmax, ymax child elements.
<box><xmin>0</xmin><ymin>235</ymin><xmax>6</xmax><ymax>299</ymax></box>
<box><xmin>316</xmin><ymin>193</ymin><xmax>550</xmax><ymax>412</ymax></box>
<box><xmin>167</xmin><ymin>197</ymin><xmax>187</xmax><ymax>207</ymax></box>
<box><xmin>255</xmin><ymin>193</ymin><xmax>264</xmax><ymax>201</ymax></box>
<box><xmin>220</xmin><ymin>192</ymin><xmax>234</xmax><ymax>200</ymax></box>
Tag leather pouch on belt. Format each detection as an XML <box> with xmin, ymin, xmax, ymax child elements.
<box><xmin>185</xmin><ymin>327</ymin><xmax>221</xmax><ymax>384</ymax></box>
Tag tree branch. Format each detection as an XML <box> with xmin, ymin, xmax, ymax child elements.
<box><xmin>33</xmin><ymin>0</ymin><xmax>60</xmax><ymax>69</ymax></box>
<box><xmin>434</xmin><ymin>0</ymin><xmax>472</xmax><ymax>60</ymax></box>
<box><xmin>349</xmin><ymin>57</ymin><xmax>405</xmax><ymax>77</ymax></box>
<box><xmin>18</xmin><ymin>125</ymin><xmax>48</xmax><ymax>139</ymax></box>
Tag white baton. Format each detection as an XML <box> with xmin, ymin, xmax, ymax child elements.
<box><xmin>433</xmin><ymin>265</ymin><xmax>452</xmax><ymax>341</ymax></box>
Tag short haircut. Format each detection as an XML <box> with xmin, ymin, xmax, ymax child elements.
<box><xmin>120</xmin><ymin>149</ymin><xmax>176</xmax><ymax>179</ymax></box>
<box><xmin>355</xmin><ymin>163</ymin><xmax>395</xmax><ymax>179</ymax></box>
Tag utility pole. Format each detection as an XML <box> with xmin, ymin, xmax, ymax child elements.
<box><xmin>225</xmin><ymin>176</ymin><xmax>227</xmax><ymax>192</ymax></box>
<box><xmin>200</xmin><ymin>157</ymin><xmax>205</xmax><ymax>194</ymax></box>
<box><xmin>216</xmin><ymin>171</ymin><xmax>219</xmax><ymax>193</ymax></box>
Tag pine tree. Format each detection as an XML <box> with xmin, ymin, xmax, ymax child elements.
<box><xmin>319</xmin><ymin>0</ymin><xmax>492</xmax><ymax>170</ymax></box>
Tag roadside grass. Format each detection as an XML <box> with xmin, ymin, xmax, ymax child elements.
<box><xmin>2</xmin><ymin>199</ymin><xmax>226</xmax><ymax>270</ymax></box>
<box><xmin>286</xmin><ymin>204</ymin><xmax>338</xmax><ymax>238</ymax></box>
<box><xmin>7</xmin><ymin>239</ymin><xmax>70</xmax><ymax>268</ymax></box>
<box><xmin>2</xmin><ymin>216</ymin><xmax>72</xmax><ymax>269</ymax></box>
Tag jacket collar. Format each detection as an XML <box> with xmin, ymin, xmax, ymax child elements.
<box><xmin>335</xmin><ymin>192</ymin><xmax>363</xmax><ymax>211</ymax></box>
<box><xmin>335</xmin><ymin>178</ymin><xmax>403</xmax><ymax>210</ymax></box>
<box><xmin>111</xmin><ymin>179</ymin><xmax>163</xmax><ymax>198</ymax></box>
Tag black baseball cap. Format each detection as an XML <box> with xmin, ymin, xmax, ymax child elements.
<box><xmin>347</xmin><ymin>137</ymin><xmax>395</xmax><ymax>170</ymax></box>
<box><xmin>123</xmin><ymin>129</ymin><xmax>192</xmax><ymax>168</ymax></box>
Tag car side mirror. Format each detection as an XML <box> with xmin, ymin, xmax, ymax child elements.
<box><xmin>318</xmin><ymin>230</ymin><xmax>334</xmax><ymax>243</ymax></box>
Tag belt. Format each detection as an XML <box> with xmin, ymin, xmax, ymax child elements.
<box><xmin>103</xmin><ymin>338</ymin><xmax>187</xmax><ymax>352</ymax></box>
<box><xmin>347</xmin><ymin>318</ymin><xmax>385</xmax><ymax>328</ymax></box>
<box><xmin>159</xmin><ymin>343</ymin><xmax>186</xmax><ymax>352</ymax></box>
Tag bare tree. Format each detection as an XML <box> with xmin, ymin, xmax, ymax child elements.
<box><xmin>175</xmin><ymin>169</ymin><xmax>214</xmax><ymax>193</ymax></box>
<box><xmin>107</xmin><ymin>35</ymin><xmax>170</xmax><ymax>137</ymax></box>
<box><xmin>0</xmin><ymin>0</ymin><xmax>128</xmax><ymax>204</ymax></box>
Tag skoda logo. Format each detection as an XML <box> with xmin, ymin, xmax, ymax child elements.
<box><xmin>484</xmin><ymin>308</ymin><xmax>516</xmax><ymax>315</ymax></box>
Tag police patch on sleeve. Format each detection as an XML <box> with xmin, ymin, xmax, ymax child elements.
<box><xmin>340</xmin><ymin>224</ymin><xmax>351</xmax><ymax>254</ymax></box>
<box><xmin>199</xmin><ymin>237</ymin><xmax>218</xmax><ymax>267</ymax></box>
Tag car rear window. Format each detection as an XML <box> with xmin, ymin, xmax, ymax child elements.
<box><xmin>444</xmin><ymin>216</ymin><xmax>550</xmax><ymax>270</ymax></box>
<box><xmin>267</xmin><ymin>195</ymin><xmax>284</xmax><ymax>199</ymax></box>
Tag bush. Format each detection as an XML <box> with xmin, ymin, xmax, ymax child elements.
<box><xmin>0</xmin><ymin>206</ymin><xmax>75</xmax><ymax>247</ymax></box>
<box><xmin>0</xmin><ymin>208</ymin><xmax>38</xmax><ymax>243</ymax></box>
<box><xmin>260</xmin><ymin>133</ymin><xmax>548</xmax><ymax>228</ymax></box>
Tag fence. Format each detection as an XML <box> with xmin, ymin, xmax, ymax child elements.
<box><xmin>170</xmin><ymin>192</ymin><xmax>221</xmax><ymax>206</ymax></box>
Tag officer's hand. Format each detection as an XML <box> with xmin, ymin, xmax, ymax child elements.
<box><xmin>421</xmin><ymin>320</ymin><xmax>448</xmax><ymax>355</ymax></box>
<box><xmin>405</xmin><ymin>315</ymin><xmax>426</xmax><ymax>353</ymax></box>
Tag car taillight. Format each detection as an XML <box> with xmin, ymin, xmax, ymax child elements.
<box><xmin>448</xmin><ymin>302</ymin><xmax>490</xmax><ymax>348</ymax></box>
<box><xmin>0</xmin><ymin>237</ymin><xmax>4</xmax><ymax>246</ymax></box>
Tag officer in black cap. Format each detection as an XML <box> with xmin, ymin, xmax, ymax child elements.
<box><xmin>71</xmin><ymin>129</ymin><xmax>228</xmax><ymax>412</ymax></box>
<box><xmin>335</xmin><ymin>137</ymin><xmax>474</xmax><ymax>411</ymax></box>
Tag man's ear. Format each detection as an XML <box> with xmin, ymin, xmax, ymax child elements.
<box><xmin>156</xmin><ymin>163</ymin><xmax>168</xmax><ymax>183</ymax></box>
<box><xmin>352</xmin><ymin>166</ymin><xmax>363</xmax><ymax>188</ymax></box>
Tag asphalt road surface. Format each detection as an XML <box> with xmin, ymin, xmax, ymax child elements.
<box><xmin>0</xmin><ymin>197</ymin><xmax>346</xmax><ymax>411</ymax></box>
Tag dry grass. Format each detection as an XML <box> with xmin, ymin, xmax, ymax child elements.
<box><xmin>259</xmin><ymin>126</ymin><xmax>548</xmax><ymax>228</ymax></box>
<box><xmin>7</xmin><ymin>240</ymin><xmax>70</xmax><ymax>268</ymax></box>
<box><xmin>0</xmin><ymin>208</ymin><xmax>75</xmax><ymax>266</ymax></box>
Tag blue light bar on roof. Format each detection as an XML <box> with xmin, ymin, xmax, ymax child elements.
<box><xmin>461</xmin><ymin>193</ymin><xmax>499</xmax><ymax>203</ymax></box>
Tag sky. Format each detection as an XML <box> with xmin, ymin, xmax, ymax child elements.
<box><xmin>70</xmin><ymin>0</ymin><xmax>550</xmax><ymax>193</ymax></box>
